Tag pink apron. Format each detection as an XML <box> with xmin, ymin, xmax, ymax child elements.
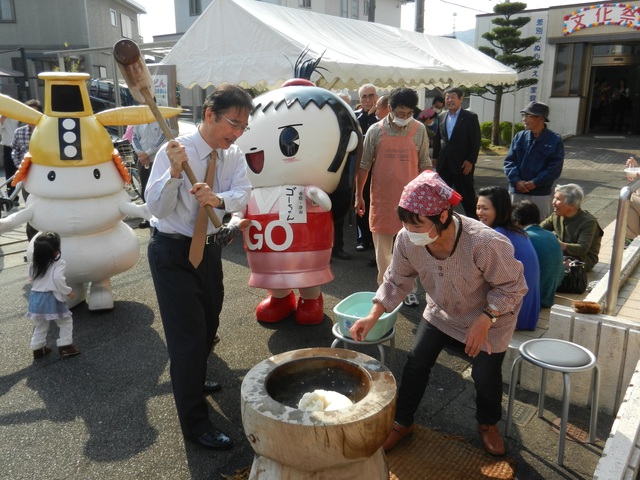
<box><xmin>369</xmin><ymin>121</ymin><xmax>420</xmax><ymax>234</ymax></box>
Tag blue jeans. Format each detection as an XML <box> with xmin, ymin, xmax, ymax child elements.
<box><xmin>395</xmin><ymin>320</ymin><xmax>505</xmax><ymax>426</ymax></box>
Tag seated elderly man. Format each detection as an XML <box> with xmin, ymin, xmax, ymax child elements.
<box><xmin>540</xmin><ymin>183</ymin><xmax>604</xmax><ymax>272</ymax></box>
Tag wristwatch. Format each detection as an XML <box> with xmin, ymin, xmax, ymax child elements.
<box><xmin>482</xmin><ymin>304</ymin><xmax>500</xmax><ymax>324</ymax></box>
<box><xmin>215</xmin><ymin>195</ymin><xmax>225</xmax><ymax>209</ymax></box>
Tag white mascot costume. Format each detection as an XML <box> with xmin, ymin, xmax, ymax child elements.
<box><xmin>235</xmin><ymin>78</ymin><xmax>361</xmax><ymax>325</ymax></box>
<box><xmin>0</xmin><ymin>72</ymin><xmax>181</xmax><ymax>310</ymax></box>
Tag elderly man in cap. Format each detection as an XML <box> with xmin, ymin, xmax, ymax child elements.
<box><xmin>350</xmin><ymin>171</ymin><xmax>527</xmax><ymax>456</ymax></box>
<box><xmin>504</xmin><ymin>101</ymin><xmax>565</xmax><ymax>219</ymax></box>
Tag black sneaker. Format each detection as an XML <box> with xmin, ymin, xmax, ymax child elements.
<box><xmin>332</xmin><ymin>249</ymin><xmax>352</xmax><ymax>260</ymax></box>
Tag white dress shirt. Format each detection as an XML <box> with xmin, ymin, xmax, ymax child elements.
<box><xmin>132</xmin><ymin>121</ymin><xmax>166</xmax><ymax>162</ymax></box>
<box><xmin>145</xmin><ymin>128</ymin><xmax>252</xmax><ymax>237</ymax></box>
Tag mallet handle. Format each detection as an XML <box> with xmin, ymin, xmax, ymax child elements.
<box><xmin>114</xmin><ymin>39</ymin><xmax>221</xmax><ymax>228</ymax></box>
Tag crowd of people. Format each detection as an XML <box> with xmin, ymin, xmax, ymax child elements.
<box><xmin>5</xmin><ymin>79</ymin><xmax>632</xmax><ymax>460</ymax></box>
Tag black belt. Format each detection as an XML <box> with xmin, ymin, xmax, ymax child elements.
<box><xmin>152</xmin><ymin>228</ymin><xmax>217</xmax><ymax>244</ymax></box>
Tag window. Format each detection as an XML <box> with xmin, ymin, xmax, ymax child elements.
<box><xmin>552</xmin><ymin>43</ymin><xmax>584</xmax><ymax>97</ymax></box>
<box><xmin>121</xmin><ymin>14</ymin><xmax>132</xmax><ymax>39</ymax></box>
<box><xmin>189</xmin><ymin>0</ymin><xmax>202</xmax><ymax>16</ymax></box>
<box><xmin>98</xmin><ymin>66</ymin><xmax>107</xmax><ymax>78</ymax></box>
<box><xmin>110</xmin><ymin>8</ymin><xmax>117</xmax><ymax>27</ymax></box>
<box><xmin>340</xmin><ymin>0</ymin><xmax>348</xmax><ymax>18</ymax></box>
<box><xmin>351</xmin><ymin>0</ymin><xmax>359</xmax><ymax>18</ymax></box>
<box><xmin>299</xmin><ymin>0</ymin><xmax>311</xmax><ymax>7</ymax></box>
<box><xmin>0</xmin><ymin>0</ymin><xmax>15</xmax><ymax>22</ymax></box>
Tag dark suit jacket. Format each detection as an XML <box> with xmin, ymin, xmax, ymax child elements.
<box><xmin>432</xmin><ymin>108</ymin><xmax>481</xmax><ymax>176</ymax></box>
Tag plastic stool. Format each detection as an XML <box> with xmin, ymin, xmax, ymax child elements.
<box><xmin>505</xmin><ymin>338</ymin><xmax>600</xmax><ymax>466</ymax></box>
<box><xmin>330</xmin><ymin>323</ymin><xmax>396</xmax><ymax>368</ymax></box>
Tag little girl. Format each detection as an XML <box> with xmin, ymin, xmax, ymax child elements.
<box><xmin>27</xmin><ymin>232</ymin><xmax>80</xmax><ymax>359</ymax></box>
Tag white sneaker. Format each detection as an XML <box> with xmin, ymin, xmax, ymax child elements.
<box><xmin>404</xmin><ymin>293</ymin><xmax>419</xmax><ymax>307</ymax></box>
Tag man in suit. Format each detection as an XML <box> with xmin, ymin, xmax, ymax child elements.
<box><xmin>433</xmin><ymin>87</ymin><xmax>481</xmax><ymax>219</ymax></box>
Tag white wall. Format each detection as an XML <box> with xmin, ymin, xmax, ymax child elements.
<box><xmin>470</xmin><ymin>8</ymin><xmax>580</xmax><ymax>138</ymax></box>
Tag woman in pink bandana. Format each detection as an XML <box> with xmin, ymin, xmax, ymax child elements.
<box><xmin>349</xmin><ymin>171</ymin><xmax>527</xmax><ymax>457</ymax></box>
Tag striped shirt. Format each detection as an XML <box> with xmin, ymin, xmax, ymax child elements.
<box><xmin>374</xmin><ymin>215</ymin><xmax>528</xmax><ymax>353</ymax></box>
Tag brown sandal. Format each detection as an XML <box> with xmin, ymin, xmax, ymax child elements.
<box><xmin>383</xmin><ymin>422</ymin><xmax>415</xmax><ymax>451</ymax></box>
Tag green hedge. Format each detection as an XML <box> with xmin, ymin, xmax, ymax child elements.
<box><xmin>480</xmin><ymin>121</ymin><xmax>492</xmax><ymax>139</ymax></box>
<box><xmin>500</xmin><ymin>122</ymin><xmax>525</xmax><ymax>145</ymax></box>
<box><xmin>481</xmin><ymin>120</ymin><xmax>526</xmax><ymax>145</ymax></box>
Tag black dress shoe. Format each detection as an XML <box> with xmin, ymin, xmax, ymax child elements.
<box><xmin>138</xmin><ymin>220</ymin><xmax>151</xmax><ymax>229</ymax></box>
<box><xmin>332</xmin><ymin>249</ymin><xmax>352</xmax><ymax>260</ymax></box>
<box><xmin>203</xmin><ymin>380</ymin><xmax>222</xmax><ymax>393</ymax></box>
<box><xmin>196</xmin><ymin>430</ymin><xmax>233</xmax><ymax>450</ymax></box>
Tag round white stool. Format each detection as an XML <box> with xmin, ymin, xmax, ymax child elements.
<box><xmin>505</xmin><ymin>338</ymin><xmax>600</xmax><ymax>466</ymax></box>
<box><xmin>330</xmin><ymin>324</ymin><xmax>396</xmax><ymax>369</ymax></box>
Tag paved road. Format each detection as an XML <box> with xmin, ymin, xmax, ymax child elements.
<box><xmin>0</xmin><ymin>134</ymin><xmax>638</xmax><ymax>479</ymax></box>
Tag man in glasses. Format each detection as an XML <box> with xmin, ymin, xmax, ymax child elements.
<box><xmin>504</xmin><ymin>101</ymin><xmax>565</xmax><ymax>219</ymax></box>
<box><xmin>145</xmin><ymin>84</ymin><xmax>253</xmax><ymax>451</ymax></box>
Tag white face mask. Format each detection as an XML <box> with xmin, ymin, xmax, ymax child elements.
<box><xmin>407</xmin><ymin>224</ymin><xmax>438</xmax><ymax>246</ymax></box>
<box><xmin>392</xmin><ymin>116</ymin><xmax>411</xmax><ymax>127</ymax></box>
<box><xmin>433</xmin><ymin>107</ymin><xmax>442</xmax><ymax>114</ymax></box>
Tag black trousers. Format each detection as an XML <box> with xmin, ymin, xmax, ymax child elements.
<box><xmin>138</xmin><ymin>159</ymin><xmax>151</xmax><ymax>202</ymax></box>
<box><xmin>148</xmin><ymin>232</ymin><xmax>223</xmax><ymax>439</ymax></box>
<box><xmin>395</xmin><ymin>320</ymin><xmax>505</xmax><ymax>427</ymax></box>
<box><xmin>356</xmin><ymin>173</ymin><xmax>373</xmax><ymax>246</ymax></box>
<box><xmin>330</xmin><ymin>168</ymin><xmax>352</xmax><ymax>252</ymax></box>
<box><xmin>2</xmin><ymin>145</ymin><xmax>17</xmax><ymax>197</ymax></box>
<box><xmin>438</xmin><ymin>165</ymin><xmax>477</xmax><ymax>219</ymax></box>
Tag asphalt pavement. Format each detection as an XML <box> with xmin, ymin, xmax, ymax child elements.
<box><xmin>1</xmin><ymin>133</ymin><xmax>639</xmax><ymax>480</ymax></box>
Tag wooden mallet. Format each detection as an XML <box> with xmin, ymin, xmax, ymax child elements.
<box><xmin>113</xmin><ymin>39</ymin><xmax>221</xmax><ymax>228</ymax></box>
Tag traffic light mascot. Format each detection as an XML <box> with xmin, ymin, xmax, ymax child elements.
<box><xmin>0</xmin><ymin>72</ymin><xmax>181</xmax><ymax>310</ymax></box>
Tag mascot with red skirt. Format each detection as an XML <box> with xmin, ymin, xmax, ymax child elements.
<box><xmin>235</xmin><ymin>55</ymin><xmax>361</xmax><ymax>325</ymax></box>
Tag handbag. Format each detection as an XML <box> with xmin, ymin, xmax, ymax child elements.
<box><xmin>557</xmin><ymin>257</ymin><xmax>587</xmax><ymax>294</ymax></box>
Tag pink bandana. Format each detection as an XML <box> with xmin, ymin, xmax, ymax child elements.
<box><xmin>399</xmin><ymin>171</ymin><xmax>462</xmax><ymax>216</ymax></box>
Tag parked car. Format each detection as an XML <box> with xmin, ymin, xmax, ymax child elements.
<box><xmin>89</xmin><ymin>78</ymin><xmax>137</xmax><ymax>113</ymax></box>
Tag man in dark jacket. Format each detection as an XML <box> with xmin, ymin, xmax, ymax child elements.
<box><xmin>503</xmin><ymin>101</ymin><xmax>564</xmax><ymax>220</ymax></box>
<box><xmin>432</xmin><ymin>87</ymin><xmax>481</xmax><ymax>219</ymax></box>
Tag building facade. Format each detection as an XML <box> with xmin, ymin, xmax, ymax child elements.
<box><xmin>471</xmin><ymin>2</ymin><xmax>640</xmax><ymax>137</ymax></box>
<box><xmin>0</xmin><ymin>0</ymin><xmax>145</xmax><ymax>101</ymax></box>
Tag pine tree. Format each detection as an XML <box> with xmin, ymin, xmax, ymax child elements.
<box><xmin>471</xmin><ymin>2</ymin><xmax>542</xmax><ymax>145</ymax></box>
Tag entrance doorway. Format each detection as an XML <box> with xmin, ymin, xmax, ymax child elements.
<box><xmin>588</xmin><ymin>65</ymin><xmax>638</xmax><ymax>134</ymax></box>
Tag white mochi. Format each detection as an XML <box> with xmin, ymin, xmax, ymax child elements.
<box><xmin>298</xmin><ymin>389</ymin><xmax>354</xmax><ymax>411</ymax></box>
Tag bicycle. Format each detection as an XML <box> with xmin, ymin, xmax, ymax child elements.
<box><xmin>0</xmin><ymin>174</ymin><xmax>23</xmax><ymax>218</ymax></box>
<box><xmin>113</xmin><ymin>138</ymin><xmax>143</xmax><ymax>202</ymax></box>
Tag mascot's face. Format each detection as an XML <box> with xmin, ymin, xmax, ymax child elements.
<box><xmin>236</xmin><ymin>86</ymin><xmax>356</xmax><ymax>193</ymax></box>
<box><xmin>25</xmin><ymin>162</ymin><xmax>124</xmax><ymax>199</ymax></box>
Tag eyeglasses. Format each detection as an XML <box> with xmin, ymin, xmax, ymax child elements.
<box><xmin>220</xmin><ymin>113</ymin><xmax>250</xmax><ymax>133</ymax></box>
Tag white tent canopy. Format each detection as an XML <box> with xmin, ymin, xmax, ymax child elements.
<box><xmin>161</xmin><ymin>0</ymin><xmax>517</xmax><ymax>91</ymax></box>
